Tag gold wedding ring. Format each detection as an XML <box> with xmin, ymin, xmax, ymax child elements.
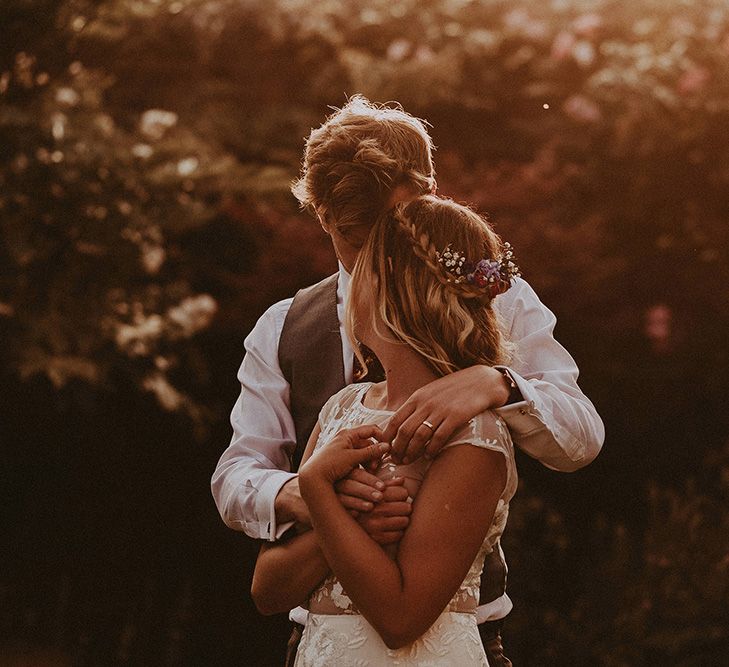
<box><xmin>421</xmin><ymin>420</ymin><xmax>435</xmax><ymax>431</ymax></box>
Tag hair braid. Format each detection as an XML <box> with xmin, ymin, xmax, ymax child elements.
<box><xmin>391</xmin><ymin>206</ymin><xmax>493</xmax><ymax>303</ymax></box>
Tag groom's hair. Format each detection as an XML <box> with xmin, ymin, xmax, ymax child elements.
<box><xmin>292</xmin><ymin>95</ymin><xmax>435</xmax><ymax>248</ymax></box>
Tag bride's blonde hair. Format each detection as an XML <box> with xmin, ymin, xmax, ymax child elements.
<box><xmin>347</xmin><ymin>196</ymin><xmax>513</xmax><ymax>376</ymax></box>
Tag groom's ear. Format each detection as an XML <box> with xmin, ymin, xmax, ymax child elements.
<box><xmin>316</xmin><ymin>209</ymin><xmax>332</xmax><ymax>235</ymax></box>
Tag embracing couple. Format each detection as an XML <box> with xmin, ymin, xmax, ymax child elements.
<box><xmin>212</xmin><ymin>97</ymin><xmax>604</xmax><ymax>666</ymax></box>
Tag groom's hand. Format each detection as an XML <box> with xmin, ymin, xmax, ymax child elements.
<box><xmin>356</xmin><ymin>478</ymin><xmax>412</xmax><ymax>545</ymax></box>
<box><xmin>334</xmin><ymin>467</ymin><xmax>387</xmax><ymax>514</ymax></box>
<box><xmin>383</xmin><ymin>365</ymin><xmax>512</xmax><ymax>464</ymax></box>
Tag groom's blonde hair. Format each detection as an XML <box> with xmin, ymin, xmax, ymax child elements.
<box><xmin>292</xmin><ymin>95</ymin><xmax>436</xmax><ymax>247</ymax></box>
<box><xmin>347</xmin><ymin>195</ymin><xmax>512</xmax><ymax>377</ymax></box>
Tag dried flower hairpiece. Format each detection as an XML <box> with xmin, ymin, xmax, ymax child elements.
<box><xmin>436</xmin><ymin>242</ymin><xmax>520</xmax><ymax>298</ymax></box>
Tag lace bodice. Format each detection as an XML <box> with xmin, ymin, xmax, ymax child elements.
<box><xmin>307</xmin><ymin>383</ymin><xmax>518</xmax><ymax>617</ymax></box>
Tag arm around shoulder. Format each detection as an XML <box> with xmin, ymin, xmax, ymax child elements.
<box><xmin>495</xmin><ymin>278</ymin><xmax>605</xmax><ymax>471</ymax></box>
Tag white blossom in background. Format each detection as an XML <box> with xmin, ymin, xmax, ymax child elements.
<box><xmin>573</xmin><ymin>40</ymin><xmax>596</xmax><ymax>67</ymax></box>
<box><xmin>142</xmin><ymin>371</ymin><xmax>184</xmax><ymax>411</ymax></box>
<box><xmin>177</xmin><ymin>156</ymin><xmax>199</xmax><ymax>176</ymax></box>
<box><xmin>165</xmin><ymin>294</ymin><xmax>218</xmax><ymax>339</ymax></box>
<box><xmin>114</xmin><ymin>314</ymin><xmax>164</xmax><ymax>356</ymax></box>
<box><xmin>55</xmin><ymin>86</ymin><xmax>79</xmax><ymax>106</ymax></box>
<box><xmin>132</xmin><ymin>143</ymin><xmax>154</xmax><ymax>159</ymax></box>
<box><xmin>51</xmin><ymin>112</ymin><xmax>67</xmax><ymax>140</ymax></box>
<box><xmin>139</xmin><ymin>109</ymin><xmax>178</xmax><ymax>140</ymax></box>
<box><xmin>563</xmin><ymin>94</ymin><xmax>602</xmax><ymax>123</ymax></box>
<box><xmin>141</xmin><ymin>243</ymin><xmax>166</xmax><ymax>274</ymax></box>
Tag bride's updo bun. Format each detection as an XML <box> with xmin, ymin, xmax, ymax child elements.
<box><xmin>291</xmin><ymin>96</ymin><xmax>435</xmax><ymax>248</ymax></box>
<box><xmin>348</xmin><ymin>195</ymin><xmax>515</xmax><ymax>377</ymax></box>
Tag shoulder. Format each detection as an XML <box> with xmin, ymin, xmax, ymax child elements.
<box><xmin>445</xmin><ymin>411</ymin><xmax>511</xmax><ymax>451</ymax></box>
<box><xmin>493</xmin><ymin>276</ymin><xmax>538</xmax><ymax>313</ymax></box>
<box><xmin>441</xmin><ymin>410</ymin><xmax>518</xmax><ymax>502</ymax></box>
<box><xmin>244</xmin><ymin>297</ymin><xmax>294</xmax><ymax>351</ymax></box>
<box><xmin>293</xmin><ymin>272</ymin><xmax>339</xmax><ymax>298</ymax></box>
<box><xmin>492</xmin><ymin>276</ymin><xmax>556</xmax><ymax>335</ymax></box>
<box><xmin>318</xmin><ymin>383</ymin><xmax>366</xmax><ymax>426</ymax></box>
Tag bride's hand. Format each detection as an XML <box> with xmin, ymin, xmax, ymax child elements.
<box><xmin>299</xmin><ymin>425</ymin><xmax>390</xmax><ymax>488</ymax></box>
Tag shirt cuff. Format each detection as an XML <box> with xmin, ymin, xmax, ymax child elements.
<box><xmin>475</xmin><ymin>593</ymin><xmax>513</xmax><ymax>623</ymax></box>
<box><xmin>495</xmin><ymin>367</ymin><xmax>584</xmax><ymax>464</ymax></box>
<box><xmin>493</xmin><ymin>367</ymin><xmax>543</xmax><ymax>436</ymax></box>
<box><xmin>255</xmin><ymin>470</ymin><xmax>298</xmax><ymax>541</ymax></box>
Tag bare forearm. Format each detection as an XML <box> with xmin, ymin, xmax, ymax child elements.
<box><xmin>251</xmin><ymin>530</ymin><xmax>329</xmax><ymax>615</ymax></box>
<box><xmin>304</xmin><ymin>480</ymin><xmax>428</xmax><ymax>646</ymax></box>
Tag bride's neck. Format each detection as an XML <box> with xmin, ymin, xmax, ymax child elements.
<box><xmin>365</xmin><ymin>336</ymin><xmax>438</xmax><ymax>411</ymax></box>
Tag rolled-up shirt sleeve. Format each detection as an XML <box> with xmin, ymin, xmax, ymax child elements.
<box><xmin>494</xmin><ymin>278</ymin><xmax>605</xmax><ymax>472</ymax></box>
<box><xmin>211</xmin><ymin>299</ymin><xmax>298</xmax><ymax>541</ymax></box>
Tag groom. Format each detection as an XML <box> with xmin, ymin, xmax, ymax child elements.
<box><xmin>212</xmin><ymin>96</ymin><xmax>604</xmax><ymax>665</ymax></box>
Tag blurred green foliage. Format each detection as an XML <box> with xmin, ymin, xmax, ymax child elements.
<box><xmin>2</xmin><ymin>0</ymin><xmax>729</xmax><ymax>664</ymax></box>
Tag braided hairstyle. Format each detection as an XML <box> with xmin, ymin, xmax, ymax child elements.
<box><xmin>291</xmin><ymin>96</ymin><xmax>435</xmax><ymax>248</ymax></box>
<box><xmin>347</xmin><ymin>195</ymin><xmax>513</xmax><ymax>377</ymax></box>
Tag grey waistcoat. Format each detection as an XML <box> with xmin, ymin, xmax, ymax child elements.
<box><xmin>279</xmin><ymin>273</ymin><xmax>345</xmax><ymax>471</ymax></box>
<box><xmin>277</xmin><ymin>272</ymin><xmax>507</xmax><ymax>607</ymax></box>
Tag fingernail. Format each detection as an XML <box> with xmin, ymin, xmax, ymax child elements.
<box><xmin>406</xmin><ymin>496</ymin><xmax>413</xmax><ymax>504</ymax></box>
<box><xmin>375</xmin><ymin>481</ymin><xmax>385</xmax><ymax>490</ymax></box>
<box><xmin>372</xmin><ymin>491</ymin><xmax>383</xmax><ymax>500</ymax></box>
<box><xmin>379</xmin><ymin>443</ymin><xmax>390</xmax><ymax>452</ymax></box>
<box><xmin>363</xmin><ymin>502</ymin><xmax>373</xmax><ymax>511</ymax></box>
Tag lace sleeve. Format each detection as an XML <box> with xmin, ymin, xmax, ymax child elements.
<box><xmin>316</xmin><ymin>384</ymin><xmax>365</xmax><ymax>430</ymax></box>
<box><xmin>440</xmin><ymin>411</ymin><xmax>518</xmax><ymax>505</ymax></box>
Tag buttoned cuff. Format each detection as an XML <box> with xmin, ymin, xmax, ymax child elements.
<box><xmin>255</xmin><ymin>471</ymin><xmax>297</xmax><ymax>541</ymax></box>
<box><xmin>495</xmin><ymin>367</ymin><xmax>584</xmax><ymax>464</ymax></box>
<box><xmin>493</xmin><ymin>366</ymin><xmax>543</xmax><ymax>436</ymax></box>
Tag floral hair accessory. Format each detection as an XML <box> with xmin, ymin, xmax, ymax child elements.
<box><xmin>435</xmin><ymin>242</ymin><xmax>520</xmax><ymax>298</ymax></box>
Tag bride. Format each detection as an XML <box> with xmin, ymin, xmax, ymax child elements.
<box><xmin>252</xmin><ymin>195</ymin><xmax>519</xmax><ymax>666</ymax></box>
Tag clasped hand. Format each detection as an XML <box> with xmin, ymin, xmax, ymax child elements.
<box><xmin>299</xmin><ymin>425</ymin><xmax>412</xmax><ymax>545</ymax></box>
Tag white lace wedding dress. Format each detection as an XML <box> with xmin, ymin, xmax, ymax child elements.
<box><xmin>294</xmin><ymin>383</ymin><xmax>518</xmax><ymax>667</ymax></box>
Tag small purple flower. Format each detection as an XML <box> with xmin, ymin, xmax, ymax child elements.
<box><xmin>476</xmin><ymin>259</ymin><xmax>501</xmax><ymax>279</ymax></box>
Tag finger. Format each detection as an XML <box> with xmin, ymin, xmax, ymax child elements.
<box><xmin>390</xmin><ymin>410</ymin><xmax>425</xmax><ymax>462</ymax></box>
<box><xmin>382</xmin><ymin>476</ymin><xmax>405</xmax><ymax>487</ymax></box>
<box><xmin>348</xmin><ymin>424</ymin><xmax>385</xmax><ymax>446</ymax></box>
<box><xmin>424</xmin><ymin>417</ymin><xmax>457</xmax><ymax>459</ymax></box>
<box><xmin>372</xmin><ymin>501</ymin><xmax>413</xmax><ymax>518</ymax></box>
<box><xmin>393</xmin><ymin>410</ymin><xmax>441</xmax><ymax>463</ymax></box>
<box><xmin>380</xmin><ymin>485</ymin><xmax>409</xmax><ymax>503</ymax></box>
<box><xmin>337</xmin><ymin>494</ymin><xmax>374</xmax><ymax>513</ymax></box>
<box><xmin>370</xmin><ymin>531</ymin><xmax>405</xmax><ymax>546</ymax></box>
<box><xmin>358</xmin><ymin>514</ymin><xmax>409</xmax><ymax>534</ymax></box>
<box><xmin>402</xmin><ymin>419</ymin><xmax>440</xmax><ymax>464</ymax></box>
<box><xmin>382</xmin><ymin>402</ymin><xmax>417</xmax><ymax>445</ymax></box>
<box><xmin>349</xmin><ymin>441</ymin><xmax>390</xmax><ymax>467</ymax></box>
<box><xmin>335</xmin><ymin>478</ymin><xmax>384</xmax><ymax>502</ymax></box>
<box><xmin>364</xmin><ymin>458</ymin><xmax>380</xmax><ymax>473</ymax></box>
<box><xmin>372</xmin><ymin>515</ymin><xmax>410</xmax><ymax>531</ymax></box>
<box><xmin>347</xmin><ymin>467</ymin><xmax>386</xmax><ymax>491</ymax></box>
